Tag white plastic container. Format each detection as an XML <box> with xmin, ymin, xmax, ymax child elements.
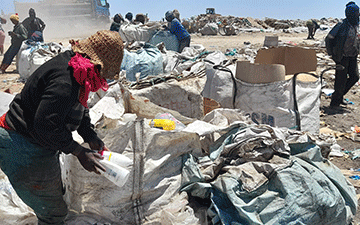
<box><xmin>102</xmin><ymin>151</ymin><xmax>133</xmax><ymax>168</ymax></box>
<box><xmin>99</xmin><ymin>151</ymin><xmax>132</xmax><ymax>187</ymax></box>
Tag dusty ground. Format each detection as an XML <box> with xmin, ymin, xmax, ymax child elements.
<box><xmin>1</xmin><ymin>29</ymin><xmax>360</xmax><ymax>224</ymax></box>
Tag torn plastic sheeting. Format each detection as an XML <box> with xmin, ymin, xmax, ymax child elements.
<box><xmin>130</xmin><ymin>79</ymin><xmax>205</xmax><ymax>119</ymax></box>
<box><xmin>162</xmin><ymin>45</ymin><xmax>207</xmax><ymax>75</ymax></box>
<box><xmin>181</xmin><ymin>125</ymin><xmax>357</xmax><ymax>225</ymax></box>
<box><xmin>0</xmin><ymin>92</ymin><xmax>15</xmax><ymax>115</ymax></box>
<box><xmin>0</xmin><ymin>170</ymin><xmax>37</xmax><ymax>225</ymax></box>
<box><xmin>209</xmin><ymin>125</ymin><xmax>291</xmax><ymax>162</ymax></box>
<box><xmin>199</xmin><ymin>23</ymin><xmax>218</xmax><ymax>35</ymax></box>
<box><xmin>89</xmin><ymin>83</ymin><xmax>126</xmax><ymax>124</ymax></box>
<box><xmin>87</xmin><ymin>82</ymin><xmax>195</xmax><ymax>126</ymax></box>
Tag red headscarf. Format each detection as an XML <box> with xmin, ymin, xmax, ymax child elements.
<box><xmin>68</xmin><ymin>53</ymin><xmax>109</xmax><ymax>108</ymax></box>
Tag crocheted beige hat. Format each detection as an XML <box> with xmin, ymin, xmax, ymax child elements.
<box><xmin>10</xmin><ymin>14</ymin><xmax>19</xmax><ymax>23</ymax></box>
<box><xmin>70</xmin><ymin>30</ymin><xmax>124</xmax><ymax>79</ymax></box>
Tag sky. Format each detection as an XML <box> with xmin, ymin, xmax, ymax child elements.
<box><xmin>0</xmin><ymin>0</ymin><xmax>355</xmax><ymax>21</ymax></box>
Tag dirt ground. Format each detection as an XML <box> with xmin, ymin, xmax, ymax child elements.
<box><xmin>1</xmin><ymin>30</ymin><xmax>360</xmax><ymax>224</ymax></box>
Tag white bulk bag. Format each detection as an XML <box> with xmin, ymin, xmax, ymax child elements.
<box><xmin>62</xmin><ymin>119</ymin><xmax>201</xmax><ymax>224</ymax></box>
<box><xmin>202</xmin><ymin>51</ymin><xmax>236</xmax><ymax>109</ymax></box>
<box><xmin>234</xmin><ymin>73</ymin><xmax>321</xmax><ymax>134</ymax></box>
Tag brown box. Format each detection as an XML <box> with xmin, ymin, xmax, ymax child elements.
<box><xmin>254</xmin><ymin>46</ymin><xmax>317</xmax><ymax>75</ymax></box>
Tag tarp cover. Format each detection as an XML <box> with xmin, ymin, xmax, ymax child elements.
<box><xmin>149</xmin><ymin>30</ymin><xmax>179</xmax><ymax>52</ymax></box>
<box><xmin>181</xmin><ymin>123</ymin><xmax>357</xmax><ymax>225</ymax></box>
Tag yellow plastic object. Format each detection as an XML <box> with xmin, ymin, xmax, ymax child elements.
<box><xmin>149</xmin><ymin>119</ymin><xmax>176</xmax><ymax>131</ymax></box>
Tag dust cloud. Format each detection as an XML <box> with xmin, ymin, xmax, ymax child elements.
<box><xmin>42</xmin><ymin>17</ymin><xmax>111</xmax><ymax>42</ymax></box>
<box><xmin>7</xmin><ymin>1</ymin><xmax>112</xmax><ymax>43</ymax></box>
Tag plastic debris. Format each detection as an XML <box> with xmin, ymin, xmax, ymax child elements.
<box><xmin>350</xmin><ymin>175</ymin><xmax>360</xmax><ymax>180</ymax></box>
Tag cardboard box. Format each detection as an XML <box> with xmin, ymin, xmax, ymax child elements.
<box><xmin>264</xmin><ymin>36</ymin><xmax>279</xmax><ymax>47</ymax></box>
<box><xmin>254</xmin><ymin>46</ymin><xmax>317</xmax><ymax>75</ymax></box>
<box><xmin>235</xmin><ymin>46</ymin><xmax>318</xmax><ymax>84</ymax></box>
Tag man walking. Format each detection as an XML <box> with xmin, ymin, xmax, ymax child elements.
<box><xmin>325</xmin><ymin>1</ymin><xmax>360</xmax><ymax>108</ymax></box>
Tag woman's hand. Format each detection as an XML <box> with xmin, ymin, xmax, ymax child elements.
<box><xmin>75</xmin><ymin>147</ymin><xmax>106</xmax><ymax>174</ymax></box>
<box><xmin>88</xmin><ymin>136</ymin><xmax>105</xmax><ymax>152</ymax></box>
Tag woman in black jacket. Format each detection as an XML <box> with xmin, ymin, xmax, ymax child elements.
<box><xmin>0</xmin><ymin>30</ymin><xmax>124</xmax><ymax>224</ymax></box>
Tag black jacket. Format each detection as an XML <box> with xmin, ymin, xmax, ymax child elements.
<box><xmin>5</xmin><ymin>50</ymin><xmax>98</xmax><ymax>154</ymax></box>
<box><xmin>325</xmin><ymin>19</ymin><xmax>359</xmax><ymax>63</ymax></box>
<box><xmin>22</xmin><ymin>16</ymin><xmax>45</xmax><ymax>38</ymax></box>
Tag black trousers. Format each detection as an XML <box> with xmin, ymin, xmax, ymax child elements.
<box><xmin>331</xmin><ymin>56</ymin><xmax>359</xmax><ymax>106</ymax></box>
<box><xmin>307</xmin><ymin>25</ymin><xmax>314</xmax><ymax>39</ymax></box>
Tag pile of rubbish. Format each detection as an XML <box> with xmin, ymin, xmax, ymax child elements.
<box><xmin>181</xmin><ymin>15</ymin><xmax>340</xmax><ymax>35</ymax></box>
<box><xmin>0</xmin><ymin>18</ymin><xmax>359</xmax><ymax>225</ymax></box>
<box><xmin>0</xmin><ymin>81</ymin><xmax>357</xmax><ymax>224</ymax></box>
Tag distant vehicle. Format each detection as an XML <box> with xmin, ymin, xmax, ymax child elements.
<box><xmin>206</xmin><ymin>8</ymin><xmax>215</xmax><ymax>15</ymax></box>
<box><xmin>201</xmin><ymin>8</ymin><xmax>220</xmax><ymax>22</ymax></box>
<box><xmin>14</xmin><ymin>0</ymin><xmax>110</xmax><ymax>24</ymax></box>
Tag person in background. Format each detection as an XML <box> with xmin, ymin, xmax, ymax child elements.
<box><xmin>22</xmin><ymin>8</ymin><xmax>46</xmax><ymax>42</ymax></box>
<box><xmin>325</xmin><ymin>1</ymin><xmax>360</xmax><ymax>108</ymax></box>
<box><xmin>0</xmin><ymin>30</ymin><xmax>124</xmax><ymax>224</ymax></box>
<box><xmin>0</xmin><ymin>13</ymin><xmax>27</xmax><ymax>74</ymax></box>
<box><xmin>306</xmin><ymin>19</ymin><xmax>320</xmax><ymax>39</ymax></box>
<box><xmin>125</xmin><ymin>12</ymin><xmax>133</xmax><ymax>23</ymax></box>
<box><xmin>110</xmin><ymin>13</ymin><xmax>124</xmax><ymax>32</ymax></box>
<box><xmin>165</xmin><ymin>10</ymin><xmax>191</xmax><ymax>53</ymax></box>
<box><xmin>134</xmin><ymin>13</ymin><xmax>146</xmax><ymax>24</ymax></box>
<box><xmin>0</xmin><ymin>16</ymin><xmax>6</xmax><ymax>55</ymax></box>
<box><xmin>173</xmin><ymin>9</ymin><xmax>180</xmax><ymax>20</ymax></box>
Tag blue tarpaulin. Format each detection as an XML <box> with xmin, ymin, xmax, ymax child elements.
<box><xmin>181</xmin><ymin>124</ymin><xmax>357</xmax><ymax>225</ymax></box>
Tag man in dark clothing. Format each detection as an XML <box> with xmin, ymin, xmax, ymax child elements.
<box><xmin>0</xmin><ymin>30</ymin><xmax>124</xmax><ymax>224</ymax></box>
<box><xmin>125</xmin><ymin>12</ymin><xmax>133</xmax><ymax>23</ymax></box>
<box><xmin>135</xmin><ymin>13</ymin><xmax>146</xmax><ymax>24</ymax></box>
<box><xmin>110</xmin><ymin>13</ymin><xmax>124</xmax><ymax>32</ymax></box>
<box><xmin>325</xmin><ymin>1</ymin><xmax>360</xmax><ymax>108</ymax></box>
<box><xmin>0</xmin><ymin>13</ymin><xmax>27</xmax><ymax>73</ymax></box>
<box><xmin>306</xmin><ymin>19</ymin><xmax>320</xmax><ymax>39</ymax></box>
<box><xmin>22</xmin><ymin>8</ymin><xmax>46</xmax><ymax>42</ymax></box>
<box><xmin>165</xmin><ymin>10</ymin><xmax>191</xmax><ymax>53</ymax></box>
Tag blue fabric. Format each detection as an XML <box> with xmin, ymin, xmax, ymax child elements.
<box><xmin>0</xmin><ymin>127</ymin><xmax>68</xmax><ymax>224</ymax></box>
<box><xmin>121</xmin><ymin>43</ymin><xmax>163</xmax><ymax>81</ymax></box>
<box><xmin>30</xmin><ymin>30</ymin><xmax>43</xmax><ymax>42</ymax></box>
<box><xmin>169</xmin><ymin>18</ymin><xmax>190</xmax><ymax>41</ymax></box>
<box><xmin>149</xmin><ymin>30</ymin><xmax>179</xmax><ymax>52</ymax></box>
